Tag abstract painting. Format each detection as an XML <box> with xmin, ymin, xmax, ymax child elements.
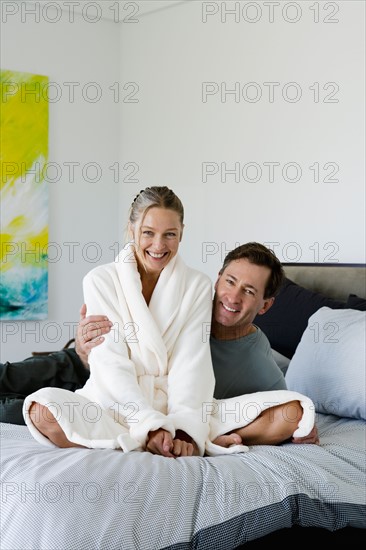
<box><xmin>0</xmin><ymin>69</ymin><xmax>49</xmax><ymax>320</ymax></box>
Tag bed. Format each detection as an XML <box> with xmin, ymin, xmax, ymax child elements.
<box><xmin>1</xmin><ymin>263</ymin><xmax>365</xmax><ymax>549</ymax></box>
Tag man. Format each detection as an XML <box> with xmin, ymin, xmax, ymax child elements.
<box><xmin>207</xmin><ymin>242</ymin><xmax>318</xmax><ymax>447</ymax></box>
<box><xmin>0</xmin><ymin>242</ymin><xmax>318</xmax><ymax>446</ymax></box>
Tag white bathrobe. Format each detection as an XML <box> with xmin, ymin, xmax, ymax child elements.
<box><xmin>23</xmin><ymin>244</ymin><xmax>215</xmax><ymax>456</ymax></box>
<box><xmin>23</xmin><ymin>244</ymin><xmax>315</xmax><ymax>456</ymax></box>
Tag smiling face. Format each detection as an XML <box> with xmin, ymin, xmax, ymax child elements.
<box><xmin>132</xmin><ymin>207</ymin><xmax>182</xmax><ymax>275</ymax></box>
<box><xmin>212</xmin><ymin>258</ymin><xmax>274</xmax><ymax>340</ymax></box>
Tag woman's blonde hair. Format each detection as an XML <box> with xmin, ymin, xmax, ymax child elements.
<box><xmin>128</xmin><ymin>186</ymin><xmax>184</xmax><ymax>237</ymax></box>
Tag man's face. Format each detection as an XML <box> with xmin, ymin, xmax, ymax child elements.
<box><xmin>212</xmin><ymin>258</ymin><xmax>274</xmax><ymax>339</ymax></box>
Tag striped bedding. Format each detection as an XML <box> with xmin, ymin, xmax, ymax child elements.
<box><xmin>1</xmin><ymin>412</ymin><xmax>365</xmax><ymax>550</ymax></box>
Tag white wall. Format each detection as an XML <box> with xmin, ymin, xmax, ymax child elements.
<box><xmin>1</xmin><ymin>0</ymin><xmax>365</xmax><ymax>361</ymax></box>
<box><xmin>1</xmin><ymin>4</ymin><xmax>121</xmax><ymax>361</ymax></box>
<box><xmin>119</xmin><ymin>0</ymin><xmax>365</xmax><ymax>282</ymax></box>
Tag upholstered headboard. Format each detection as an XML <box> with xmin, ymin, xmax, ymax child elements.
<box><xmin>283</xmin><ymin>263</ymin><xmax>366</xmax><ymax>301</ymax></box>
<box><xmin>254</xmin><ymin>263</ymin><xmax>366</xmax><ymax>359</ymax></box>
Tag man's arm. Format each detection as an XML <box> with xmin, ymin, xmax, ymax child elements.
<box><xmin>75</xmin><ymin>304</ymin><xmax>113</xmax><ymax>368</ymax></box>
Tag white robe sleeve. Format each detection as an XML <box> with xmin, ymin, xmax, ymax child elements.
<box><xmin>81</xmin><ymin>268</ymin><xmax>175</xmax><ymax>448</ymax></box>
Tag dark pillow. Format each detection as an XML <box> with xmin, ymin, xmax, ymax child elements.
<box><xmin>254</xmin><ymin>278</ymin><xmax>347</xmax><ymax>359</ymax></box>
<box><xmin>347</xmin><ymin>294</ymin><xmax>366</xmax><ymax>310</ymax></box>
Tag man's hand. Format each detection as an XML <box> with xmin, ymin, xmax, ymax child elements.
<box><xmin>75</xmin><ymin>304</ymin><xmax>113</xmax><ymax>368</ymax></box>
<box><xmin>292</xmin><ymin>424</ymin><xmax>320</xmax><ymax>445</ymax></box>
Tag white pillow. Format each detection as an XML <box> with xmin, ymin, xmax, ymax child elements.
<box><xmin>285</xmin><ymin>307</ymin><xmax>366</xmax><ymax>420</ymax></box>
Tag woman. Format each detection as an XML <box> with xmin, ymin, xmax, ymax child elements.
<box><xmin>23</xmin><ymin>187</ymin><xmax>215</xmax><ymax>458</ymax></box>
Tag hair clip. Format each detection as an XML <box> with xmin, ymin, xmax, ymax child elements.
<box><xmin>132</xmin><ymin>191</ymin><xmax>141</xmax><ymax>204</ymax></box>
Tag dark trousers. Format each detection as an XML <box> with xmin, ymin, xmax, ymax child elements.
<box><xmin>0</xmin><ymin>349</ymin><xmax>90</xmax><ymax>425</ymax></box>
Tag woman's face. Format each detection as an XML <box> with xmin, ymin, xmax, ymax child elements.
<box><xmin>133</xmin><ymin>207</ymin><xmax>183</xmax><ymax>274</ymax></box>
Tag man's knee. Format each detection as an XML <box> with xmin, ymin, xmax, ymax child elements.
<box><xmin>0</xmin><ymin>397</ymin><xmax>26</xmax><ymax>425</ymax></box>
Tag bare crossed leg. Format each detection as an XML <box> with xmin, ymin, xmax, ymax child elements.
<box><xmin>213</xmin><ymin>400</ymin><xmax>313</xmax><ymax>447</ymax></box>
<box><xmin>28</xmin><ymin>402</ymin><xmax>86</xmax><ymax>448</ymax></box>
<box><xmin>30</xmin><ymin>399</ymin><xmax>318</xmax><ymax>451</ymax></box>
<box><xmin>28</xmin><ymin>403</ymin><xmax>201</xmax><ymax>456</ymax></box>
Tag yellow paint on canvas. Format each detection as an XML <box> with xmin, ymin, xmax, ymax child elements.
<box><xmin>0</xmin><ymin>70</ymin><xmax>48</xmax><ymax>189</ymax></box>
<box><xmin>0</xmin><ymin>70</ymin><xmax>49</xmax><ymax>319</ymax></box>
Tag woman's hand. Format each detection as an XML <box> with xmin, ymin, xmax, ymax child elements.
<box><xmin>146</xmin><ymin>428</ymin><xmax>175</xmax><ymax>457</ymax></box>
<box><xmin>146</xmin><ymin>429</ymin><xmax>199</xmax><ymax>457</ymax></box>
<box><xmin>172</xmin><ymin>430</ymin><xmax>200</xmax><ymax>457</ymax></box>
<box><xmin>75</xmin><ymin>304</ymin><xmax>113</xmax><ymax>368</ymax></box>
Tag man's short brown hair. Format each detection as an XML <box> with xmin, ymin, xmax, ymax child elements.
<box><xmin>220</xmin><ymin>242</ymin><xmax>285</xmax><ymax>299</ymax></box>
